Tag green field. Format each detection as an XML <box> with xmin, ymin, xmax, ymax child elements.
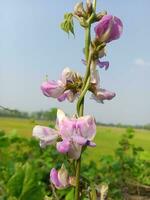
<box><xmin>0</xmin><ymin>117</ymin><xmax>150</xmax><ymax>162</ymax></box>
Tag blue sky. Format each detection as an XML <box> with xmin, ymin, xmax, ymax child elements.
<box><xmin>0</xmin><ymin>0</ymin><xmax>150</xmax><ymax>125</ymax></box>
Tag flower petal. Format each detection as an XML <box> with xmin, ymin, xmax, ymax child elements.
<box><xmin>50</xmin><ymin>168</ymin><xmax>61</xmax><ymax>188</ymax></box>
<box><xmin>76</xmin><ymin>115</ymin><xmax>96</xmax><ymax>141</ymax></box>
<box><xmin>86</xmin><ymin>141</ymin><xmax>96</xmax><ymax>147</ymax></box>
<box><xmin>97</xmin><ymin>60</ymin><xmax>109</xmax><ymax>70</ymax></box>
<box><xmin>68</xmin><ymin>142</ymin><xmax>82</xmax><ymax>160</ymax></box>
<box><xmin>56</xmin><ymin>140</ymin><xmax>70</xmax><ymax>154</ymax></box>
<box><xmin>58</xmin><ymin>164</ymin><xmax>69</xmax><ymax>187</ymax></box>
<box><xmin>32</xmin><ymin>125</ymin><xmax>58</xmax><ymax>148</ymax></box>
<box><xmin>94</xmin><ymin>15</ymin><xmax>123</xmax><ymax>43</ymax></box>
<box><xmin>41</xmin><ymin>80</ymin><xmax>65</xmax><ymax>98</ymax></box>
<box><xmin>72</xmin><ymin>135</ymin><xmax>87</xmax><ymax>145</ymax></box>
<box><xmin>57</xmin><ymin>110</ymin><xmax>76</xmax><ymax>139</ymax></box>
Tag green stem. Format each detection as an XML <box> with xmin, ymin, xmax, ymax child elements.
<box><xmin>74</xmin><ymin>156</ymin><xmax>81</xmax><ymax>200</ymax></box>
<box><xmin>85</xmin><ymin>26</ymin><xmax>91</xmax><ymax>61</ymax></box>
<box><xmin>75</xmin><ymin>24</ymin><xmax>92</xmax><ymax>200</ymax></box>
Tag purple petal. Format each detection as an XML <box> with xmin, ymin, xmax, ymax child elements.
<box><xmin>57</xmin><ymin>93</ymin><xmax>68</xmax><ymax>102</ymax></box>
<box><xmin>94</xmin><ymin>15</ymin><xmax>113</xmax><ymax>39</ymax></box>
<box><xmin>50</xmin><ymin>168</ymin><xmax>61</xmax><ymax>188</ymax></box>
<box><xmin>72</xmin><ymin>135</ymin><xmax>87</xmax><ymax>145</ymax></box>
<box><xmin>59</xmin><ymin>118</ymin><xmax>76</xmax><ymax>139</ymax></box>
<box><xmin>92</xmin><ymin>88</ymin><xmax>116</xmax><ymax>103</ymax></box>
<box><xmin>41</xmin><ymin>80</ymin><xmax>65</xmax><ymax>98</ymax></box>
<box><xmin>94</xmin><ymin>15</ymin><xmax>123</xmax><ymax>43</ymax></box>
<box><xmin>81</xmin><ymin>59</ymin><xmax>86</xmax><ymax>65</ymax></box>
<box><xmin>76</xmin><ymin>116</ymin><xmax>96</xmax><ymax>141</ymax></box>
<box><xmin>97</xmin><ymin>89</ymin><xmax>116</xmax><ymax>100</ymax></box>
<box><xmin>56</xmin><ymin>140</ymin><xmax>70</xmax><ymax>154</ymax></box>
<box><xmin>86</xmin><ymin>141</ymin><xmax>96</xmax><ymax>147</ymax></box>
<box><xmin>97</xmin><ymin>60</ymin><xmax>109</xmax><ymax>70</ymax></box>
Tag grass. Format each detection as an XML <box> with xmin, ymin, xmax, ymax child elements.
<box><xmin>0</xmin><ymin>117</ymin><xmax>150</xmax><ymax>162</ymax></box>
<box><xmin>86</xmin><ymin>126</ymin><xmax>150</xmax><ymax>162</ymax></box>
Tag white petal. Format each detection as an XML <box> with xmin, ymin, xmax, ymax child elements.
<box><xmin>33</xmin><ymin>125</ymin><xmax>58</xmax><ymax>147</ymax></box>
<box><xmin>58</xmin><ymin>164</ymin><xmax>69</xmax><ymax>187</ymax></box>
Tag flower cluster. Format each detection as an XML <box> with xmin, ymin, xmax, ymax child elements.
<box><xmin>33</xmin><ymin>109</ymin><xmax>96</xmax><ymax>160</ymax></box>
<box><xmin>33</xmin><ymin>0</ymin><xmax>123</xmax><ymax>194</ymax></box>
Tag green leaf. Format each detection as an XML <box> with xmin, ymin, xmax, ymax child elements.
<box><xmin>7</xmin><ymin>163</ymin><xmax>45</xmax><ymax>200</ymax></box>
<box><xmin>7</xmin><ymin>164</ymin><xmax>25</xmax><ymax>198</ymax></box>
<box><xmin>60</xmin><ymin>13</ymin><xmax>74</xmax><ymax>36</ymax></box>
<box><xmin>65</xmin><ymin>188</ymin><xmax>74</xmax><ymax>200</ymax></box>
<box><xmin>0</xmin><ymin>135</ymin><xmax>10</xmax><ymax>147</ymax></box>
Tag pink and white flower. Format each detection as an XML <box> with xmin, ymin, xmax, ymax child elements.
<box><xmin>94</xmin><ymin>15</ymin><xmax>123</xmax><ymax>43</ymax></box>
<box><xmin>41</xmin><ymin>68</ymin><xmax>81</xmax><ymax>102</ymax></box>
<box><xmin>33</xmin><ymin>109</ymin><xmax>96</xmax><ymax>160</ymax></box>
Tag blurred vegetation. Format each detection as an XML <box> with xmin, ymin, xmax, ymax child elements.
<box><xmin>0</xmin><ymin>126</ymin><xmax>150</xmax><ymax>199</ymax></box>
<box><xmin>1</xmin><ymin>107</ymin><xmax>150</xmax><ymax>130</ymax></box>
<box><xmin>0</xmin><ymin>107</ymin><xmax>57</xmax><ymax>121</ymax></box>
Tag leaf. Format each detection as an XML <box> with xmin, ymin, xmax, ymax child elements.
<box><xmin>60</xmin><ymin>13</ymin><xmax>75</xmax><ymax>36</ymax></box>
<box><xmin>0</xmin><ymin>135</ymin><xmax>10</xmax><ymax>147</ymax></box>
<box><xmin>65</xmin><ymin>188</ymin><xmax>74</xmax><ymax>200</ymax></box>
<box><xmin>7</xmin><ymin>164</ymin><xmax>25</xmax><ymax>198</ymax></box>
<box><xmin>7</xmin><ymin>163</ymin><xmax>45</xmax><ymax>200</ymax></box>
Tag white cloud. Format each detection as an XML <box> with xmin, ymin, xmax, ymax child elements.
<box><xmin>134</xmin><ymin>58</ymin><xmax>150</xmax><ymax>67</ymax></box>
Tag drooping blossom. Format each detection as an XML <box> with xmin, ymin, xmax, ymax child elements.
<box><xmin>94</xmin><ymin>15</ymin><xmax>123</xmax><ymax>43</ymax></box>
<box><xmin>90</xmin><ymin>70</ymin><xmax>116</xmax><ymax>103</ymax></box>
<box><xmin>91</xmin><ymin>88</ymin><xmax>116</xmax><ymax>103</ymax></box>
<box><xmin>50</xmin><ymin>164</ymin><xmax>75</xmax><ymax>189</ymax></box>
<box><xmin>41</xmin><ymin>68</ymin><xmax>82</xmax><ymax>102</ymax></box>
<box><xmin>33</xmin><ymin>109</ymin><xmax>96</xmax><ymax>160</ymax></box>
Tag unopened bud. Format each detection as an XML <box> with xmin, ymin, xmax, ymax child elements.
<box><xmin>74</xmin><ymin>2</ymin><xmax>85</xmax><ymax>17</ymax></box>
<box><xmin>86</xmin><ymin>0</ymin><xmax>93</xmax><ymax>15</ymax></box>
<box><xmin>96</xmin><ymin>11</ymin><xmax>107</xmax><ymax>21</ymax></box>
<box><xmin>69</xmin><ymin>176</ymin><xmax>76</xmax><ymax>186</ymax></box>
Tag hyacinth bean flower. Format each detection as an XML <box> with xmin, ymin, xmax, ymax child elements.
<box><xmin>41</xmin><ymin>68</ymin><xmax>81</xmax><ymax>102</ymax></box>
<box><xmin>90</xmin><ymin>70</ymin><xmax>116</xmax><ymax>103</ymax></box>
<box><xmin>33</xmin><ymin>109</ymin><xmax>96</xmax><ymax>160</ymax></box>
<box><xmin>91</xmin><ymin>88</ymin><xmax>116</xmax><ymax>103</ymax></box>
<box><xmin>50</xmin><ymin>164</ymin><xmax>75</xmax><ymax>189</ymax></box>
<box><xmin>94</xmin><ymin>15</ymin><xmax>123</xmax><ymax>43</ymax></box>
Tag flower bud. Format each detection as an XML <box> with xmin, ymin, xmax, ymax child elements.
<box><xmin>50</xmin><ymin>164</ymin><xmax>70</xmax><ymax>189</ymax></box>
<box><xmin>92</xmin><ymin>88</ymin><xmax>116</xmax><ymax>103</ymax></box>
<box><xmin>94</xmin><ymin>15</ymin><xmax>123</xmax><ymax>43</ymax></box>
<box><xmin>86</xmin><ymin>0</ymin><xmax>92</xmax><ymax>15</ymax></box>
<box><xmin>96</xmin><ymin>11</ymin><xmax>107</xmax><ymax>21</ymax></box>
<box><xmin>69</xmin><ymin>176</ymin><xmax>76</xmax><ymax>186</ymax></box>
<box><xmin>74</xmin><ymin>2</ymin><xmax>85</xmax><ymax>17</ymax></box>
